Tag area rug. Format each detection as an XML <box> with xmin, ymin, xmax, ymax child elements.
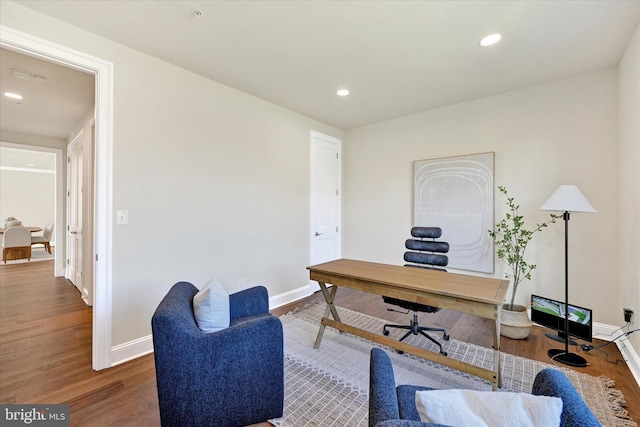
<box><xmin>271</xmin><ymin>301</ymin><xmax>636</xmax><ymax>427</ymax></box>
<box><xmin>1</xmin><ymin>247</ymin><xmax>54</xmax><ymax>265</ymax></box>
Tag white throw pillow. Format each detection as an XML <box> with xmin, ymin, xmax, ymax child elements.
<box><xmin>193</xmin><ymin>279</ymin><xmax>230</xmax><ymax>333</ymax></box>
<box><xmin>415</xmin><ymin>389</ymin><xmax>562</xmax><ymax>427</ymax></box>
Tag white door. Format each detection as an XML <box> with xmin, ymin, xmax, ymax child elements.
<box><xmin>67</xmin><ymin>136</ymin><xmax>83</xmax><ymax>295</ymax></box>
<box><xmin>310</xmin><ymin>131</ymin><xmax>341</xmax><ymax>291</ymax></box>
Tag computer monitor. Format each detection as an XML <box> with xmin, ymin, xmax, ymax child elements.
<box><xmin>530</xmin><ymin>294</ymin><xmax>592</xmax><ymax>343</ymax></box>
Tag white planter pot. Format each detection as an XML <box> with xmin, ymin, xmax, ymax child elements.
<box><xmin>500</xmin><ymin>304</ymin><xmax>533</xmax><ymax>339</ymax></box>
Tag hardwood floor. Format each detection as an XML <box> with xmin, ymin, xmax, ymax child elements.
<box><xmin>0</xmin><ymin>261</ymin><xmax>159</xmax><ymax>426</ymax></box>
<box><xmin>1</xmin><ymin>261</ymin><xmax>638</xmax><ymax>425</ymax></box>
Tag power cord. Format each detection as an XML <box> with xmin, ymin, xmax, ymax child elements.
<box><xmin>579</xmin><ymin>328</ymin><xmax>638</xmax><ymax>353</ymax></box>
<box><xmin>595</xmin><ymin>321</ymin><xmax>630</xmax><ymax>338</ymax></box>
<box><xmin>591</xmin><ymin>347</ymin><xmax>626</xmax><ymax>365</ymax></box>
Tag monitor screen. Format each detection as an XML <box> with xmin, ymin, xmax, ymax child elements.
<box><xmin>530</xmin><ymin>294</ymin><xmax>592</xmax><ymax>342</ymax></box>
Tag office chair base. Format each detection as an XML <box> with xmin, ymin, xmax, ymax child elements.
<box><xmin>383</xmin><ymin>317</ymin><xmax>449</xmax><ymax>356</ymax></box>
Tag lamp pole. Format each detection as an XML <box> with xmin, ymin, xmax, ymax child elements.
<box><xmin>563</xmin><ymin>211</ymin><xmax>570</xmax><ymax>357</ymax></box>
<box><xmin>546</xmin><ymin>211</ymin><xmax>588</xmax><ymax>367</ymax></box>
<box><xmin>540</xmin><ymin>185</ymin><xmax>595</xmax><ymax>368</ymax></box>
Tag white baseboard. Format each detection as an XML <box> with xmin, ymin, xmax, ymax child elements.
<box><xmin>110</xmin><ymin>335</ymin><xmax>153</xmax><ymax>367</ymax></box>
<box><xmin>593</xmin><ymin>321</ymin><xmax>621</xmax><ymax>339</ymax></box>
<box><xmin>269</xmin><ymin>284</ymin><xmax>314</xmax><ymax>310</ymax></box>
<box><xmin>617</xmin><ymin>336</ymin><xmax>640</xmax><ymax>387</ymax></box>
<box><xmin>593</xmin><ymin>321</ymin><xmax>640</xmax><ymax>388</ymax></box>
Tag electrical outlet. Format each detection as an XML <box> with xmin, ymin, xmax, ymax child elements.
<box><xmin>116</xmin><ymin>210</ymin><xmax>128</xmax><ymax>224</ymax></box>
<box><xmin>623</xmin><ymin>308</ymin><xmax>633</xmax><ymax>323</ymax></box>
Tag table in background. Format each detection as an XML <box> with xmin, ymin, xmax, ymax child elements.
<box><xmin>307</xmin><ymin>258</ymin><xmax>509</xmax><ymax>390</ymax></box>
<box><xmin>0</xmin><ymin>226</ymin><xmax>43</xmax><ymax>234</ymax></box>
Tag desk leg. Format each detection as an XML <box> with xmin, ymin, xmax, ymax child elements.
<box><xmin>493</xmin><ymin>312</ymin><xmax>502</xmax><ymax>390</ymax></box>
<box><xmin>314</xmin><ymin>282</ymin><xmax>341</xmax><ymax>349</ymax></box>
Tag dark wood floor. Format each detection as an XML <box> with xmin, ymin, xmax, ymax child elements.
<box><xmin>1</xmin><ymin>261</ymin><xmax>638</xmax><ymax>426</ymax></box>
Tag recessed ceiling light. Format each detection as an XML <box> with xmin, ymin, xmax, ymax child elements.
<box><xmin>4</xmin><ymin>92</ymin><xmax>23</xmax><ymax>100</ymax></box>
<box><xmin>11</xmin><ymin>68</ymin><xmax>32</xmax><ymax>79</ymax></box>
<box><xmin>27</xmin><ymin>163</ymin><xmax>36</xmax><ymax>167</ymax></box>
<box><xmin>479</xmin><ymin>33</ymin><xmax>502</xmax><ymax>47</ymax></box>
<box><xmin>337</xmin><ymin>89</ymin><xmax>350</xmax><ymax>96</ymax></box>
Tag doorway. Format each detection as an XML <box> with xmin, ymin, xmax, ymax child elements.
<box><xmin>0</xmin><ymin>144</ymin><xmax>63</xmax><ymax>275</ymax></box>
<box><xmin>1</xmin><ymin>26</ymin><xmax>114</xmax><ymax>370</ymax></box>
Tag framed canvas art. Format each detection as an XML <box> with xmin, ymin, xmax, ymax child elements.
<box><xmin>413</xmin><ymin>152</ymin><xmax>494</xmax><ymax>273</ymax></box>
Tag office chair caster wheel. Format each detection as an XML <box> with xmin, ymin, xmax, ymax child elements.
<box><xmin>443</xmin><ymin>334</ymin><xmax>450</xmax><ymax>341</ymax></box>
<box><xmin>383</xmin><ymin>330</ymin><xmax>389</xmax><ymax>336</ymax></box>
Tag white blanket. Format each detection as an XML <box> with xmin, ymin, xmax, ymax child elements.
<box><xmin>415</xmin><ymin>389</ymin><xmax>562</xmax><ymax>427</ymax></box>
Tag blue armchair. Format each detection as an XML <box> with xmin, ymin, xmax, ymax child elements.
<box><xmin>152</xmin><ymin>282</ymin><xmax>284</xmax><ymax>427</ymax></box>
<box><xmin>369</xmin><ymin>348</ymin><xmax>601</xmax><ymax>427</ymax></box>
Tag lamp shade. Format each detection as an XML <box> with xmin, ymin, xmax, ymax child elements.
<box><xmin>539</xmin><ymin>185</ymin><xmax>597</xmax><ymax>213</ymax></box>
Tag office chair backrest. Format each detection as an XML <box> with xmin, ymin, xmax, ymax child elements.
<box><xmin>404</xmin><ymin>227</ymin><xmax>449</xmax><ymax>271</ymax></box>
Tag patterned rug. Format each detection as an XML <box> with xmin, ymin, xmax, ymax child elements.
<box><xmin>1</xmin><ymin>247</ymin><xmax>54</xmax><ymax>265</ymax></box>
<box><xmin>271</xmin><ymin>301</ymin><xmax>636</xmax><ymax>427</ymax></box>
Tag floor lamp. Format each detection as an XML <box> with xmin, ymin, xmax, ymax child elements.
<box><xmin>540</xmin><ymin>185</ymin><xmax>596</xmax><ymax>367</ymax></box>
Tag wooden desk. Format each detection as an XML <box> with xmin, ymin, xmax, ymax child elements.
<box><xmin>0</xmin><ymin>227</ymin><xmax>42</xmax><ymax>234</ymax></box>
<box><xmin>307</xmin><ymin>258</ymin><xmax>509</xmax><ymax>390</ymax></box>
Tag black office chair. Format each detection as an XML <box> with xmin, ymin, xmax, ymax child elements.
<box><xmin>382</xmin><ymin>227</ymin><xmax>450</xmax><ymax>356</ymax></box>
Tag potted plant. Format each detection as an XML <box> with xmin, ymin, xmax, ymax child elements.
<box><xmin>489</xmin><ymin>186</ymin><xmax>559</xmax><ymax>339</ymax></box>
<box><xmin>3</xmin><ymin>217</ymin><xmax>21</xmax><ymax>228</ymax></box>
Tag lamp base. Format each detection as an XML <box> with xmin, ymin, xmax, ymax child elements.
<box><xmin>547</xmin><ymin>349</ymin><xmax>588</xmax><ymax>367</ymax></box>
<box><xmin>545</xmin><ymin>332</ymin><xmax>577</xmax><ymax>345</ymax></box>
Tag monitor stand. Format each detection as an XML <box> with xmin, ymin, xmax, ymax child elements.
<box><xmin>545</xmin><ymin>332</ymin><xmax>577</xmax><ymax>345</ymax></box>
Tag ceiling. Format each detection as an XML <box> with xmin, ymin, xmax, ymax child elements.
<box><xmin>0</xmin><ymin>47</ymin><xmax>95</xmax><ymax>139</ymax></box>
<box><xmin>4</xmin><ymin>0</ymin><xmax>640</xmax><ymax>133</ymax></box>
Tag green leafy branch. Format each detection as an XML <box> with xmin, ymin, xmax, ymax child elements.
<box><xmin>489</xmin><ymin>186</ymin><xmax>560</xmax><ymax>310</ymax></box>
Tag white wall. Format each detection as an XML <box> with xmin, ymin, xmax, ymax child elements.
<box><xmin>1</xmin><ymin>2</ymin><xmax>343</xmax><ymax>348</ymax></box>
<box><xmin>0</xmin><ymin>158</ymin><xmax>55</xmax><ymax>236</ymax></box>
<box><xmin>343</xmin><ymin>68</ymin><xmax>621</xmax><ymax>326</ymax></box>
<box><xmin>618</xmin><ymin>22</ymin><xmax>640</xmax><ymax>355</ymax></box>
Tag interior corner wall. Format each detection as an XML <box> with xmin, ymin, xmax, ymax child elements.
<box><xmin>343</xmin><ymin>67</ymin><xmax>621</xmax><ymax>326</ymax></box>
<box><xmin>1</xmin><ymin>2</ymin><xmax>343</xmax><ymax>349</ymax></box>
<box><xmin>618</xmin><ymin>22</ymin><xmax>640</xmax><ymax>354</ymax></box>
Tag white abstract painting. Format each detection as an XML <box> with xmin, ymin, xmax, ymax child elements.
<box><xmin>414</xmin><ymin>152</ymin><xmax>494</xmax><ymax>273</ymax></box>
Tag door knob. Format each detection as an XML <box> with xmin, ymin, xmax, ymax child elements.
<box><xmin>315</xmin><ymin>232</ymin><xmax>323</xmax><ymax>236</ymax></box>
